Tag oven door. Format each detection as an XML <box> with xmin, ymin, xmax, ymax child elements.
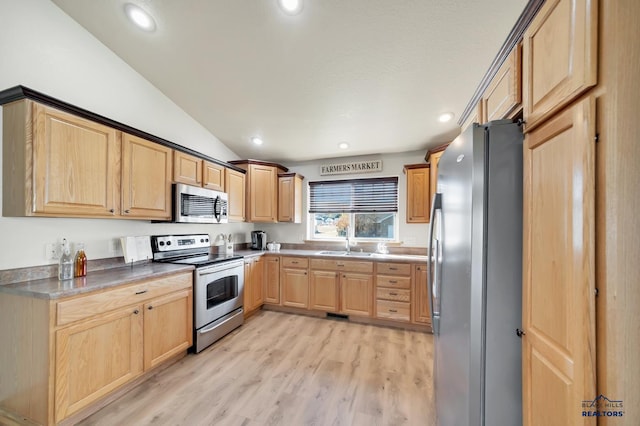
<box><xmin>194</xmin><ymin>259</ymin><xmax>244</xmax><ymax>329</ymax></box>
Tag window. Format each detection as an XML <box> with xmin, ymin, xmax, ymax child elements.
<box><xmin>309</xmin><ymin>177</ymin><xmax>398</xmax><ymax>241</ymax></box>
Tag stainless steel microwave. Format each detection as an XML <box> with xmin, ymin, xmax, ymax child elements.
<box><xmin>173</xmin><ymin>183</ymin><xmax>228</xmax><ymax>224</ymax></box>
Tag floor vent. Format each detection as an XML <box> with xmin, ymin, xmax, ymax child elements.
<box><xmin>326</xmin><ymin>313</ymin><xmax>349</xmax><ymax>321</ymax></box>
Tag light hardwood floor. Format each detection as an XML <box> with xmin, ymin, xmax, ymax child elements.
<box><xmin>78</xmin><ymin>311</ymin><xmax>435</xmax><ymax>426</ymax></box>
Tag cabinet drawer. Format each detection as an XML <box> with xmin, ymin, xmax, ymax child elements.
<box><xmin>281</xmin><ymin>257</ymin><xmax>309</xmax><ymax>268</ymax></box>
<box><xmin>376</xmin><ymin>300</ymin><xmax>410</xmax><ymax>322</ymax></box>
<box><xmin>376</xmin><ymin>275</ymin><xmax>411</xmax><ymax>289</ymax></box>
<box><xmin>376</xmin><ymin>287</ymin><xmax>410</xmax><ymax>302</ymax></box>
<box><xmin>310</xmin><ymin>259</ymin><xmax>373</xmax><ymax>273</ymax></box>
<box><xmin>377</xmin><ymin>262</ymin><xmax>411</xmax><ymax>276</ymax></box>
<box><xmin>57</xmin><ymin>273</ymin><xmax>192</xmax><ymax>326</ymax></box>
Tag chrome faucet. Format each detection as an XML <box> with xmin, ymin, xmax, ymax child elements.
<box><xmin>345</xmin><ymin>226</ymin><xmax>350</xmax><ymax>253</ymax></box>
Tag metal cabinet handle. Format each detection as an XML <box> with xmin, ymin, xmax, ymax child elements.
<box><xmin>389</xmin><ymin>280</ymin><xmax>397</xmax><ymax>284</ymax></box>
<box><xmin>133</xmin><ymin>309</ymin><xmax>139</xmax><ymax>315</ymax></box>
<box><xmin>516</xmin><ymin>328</ymin><xmax>526</xmax><ymax>337</ymax></box>
<box><xmin>109</xmin><ymin>208</ymin><xmax>115</xmax><ymax>213</ymax></box>
<box><xmin>389</xmin><ymin>267</ymin><xmax>398</xmax><ymax>271</ymax></box>
<box><xmin>124</xmin><ymin>209</ymin><xmax>130</xmax><ymax>214</ymax></box>
<box><xmin>292</xmin><ymin>261</ymin><xmax>298</xmax><ymax>264</ymax></box>
<box><xmin>389</xmin><ymin>309</ymin><xmax>398</xmax><ymax>313</ymax></box>
<box><xmin>135</xmin><ymin>290</ymin><xmax>147</xmax><ymax>295</ymax></box>
<box><xmin>148</xmin><ymin>306</ymin><xmax>153</xmax><ymax>310</ymax></box>
<box><xmin>389</xmin><ymin>292</ymin><xmax>398</xmax><ymax>296</ymax></box>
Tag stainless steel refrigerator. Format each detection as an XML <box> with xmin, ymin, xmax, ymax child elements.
<box><xmin>428</xmin><ymin>120</ymin><xmax>523</xmax><ymax>426</ymax></box>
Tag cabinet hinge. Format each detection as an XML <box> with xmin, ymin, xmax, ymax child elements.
<box><xmin>595</xmin><ymin>133</ymin><xmax>600</xmax><ymax>143</ymax></box>
<box><xmin>595</xmin><ymin>287</ymin><xmax>599</xmax><ymax>297</ymax></box>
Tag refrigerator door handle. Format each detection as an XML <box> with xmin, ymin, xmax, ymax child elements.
<box><xmin>427</xmin><ymin>193</ymin><xmax>441</xmax><ymax>333</ymax></box>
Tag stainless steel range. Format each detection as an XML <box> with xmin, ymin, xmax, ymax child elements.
<box><xmin>151</xmin><ymin>234</ymin><xmax>244</xmax><ymax>353</ymax></box>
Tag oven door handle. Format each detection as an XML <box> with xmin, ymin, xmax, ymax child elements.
<box><xmin>198</xmin><ymin>309</ymin><xmax>244</xmax><ymax>334</ymax></box>
<box><xmin>197</xmin><ymin>263</ymin><xmax>242</xmax><ymax>276</ymax></box>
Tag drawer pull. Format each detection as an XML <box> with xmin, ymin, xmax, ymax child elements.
<box><xmin>292</xmin><ymin>261</ymin><xmax>298</xmax><ymax>264</ymax></box>
<box><xmin>135</xmin><ymin>290</ymin><xmax>148</xmax><ymax>295</ymax></box>
<box><xmin>133</xmin><ymin>309</ymin><xmax>139</xmax><ymax>315</ymax></box>
<box><xmin>389</xmin><ymin>292</ymin><xmax>398</xmax><ymax>296</ymax></box>
<box><xmin>389</xmin><ymin>309</ymin><xmax>398</xmax><ymax>313</ymax></box>
<box><xmin>337</xmin><ymin>264</ymin><xmax>344</xmax><ymax>267</ymax></box>
<box><xmin>148</xmin><ymin>305</ymin><xmax>153</xmax><ymax>310</ymax></box>
<box><xmin>389</xmin><ymin>267</ymin><xmax>398</xmax><ymax>271</ymax></box>
<box><xmin>389</xmin><ymin>280</ymin><xmax>397</xmax><ymax>284</ymax></box>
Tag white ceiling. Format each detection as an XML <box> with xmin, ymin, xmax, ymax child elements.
<box><xmin>51</xmin><ymin>0</ymin><xmax>527</xmax><ymax>163</ymax></box>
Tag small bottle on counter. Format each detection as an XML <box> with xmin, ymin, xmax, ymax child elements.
<box><xmin>58</xmin><ymin>239</ymin><xmax>73</xmax><ymax>281</ymax></box>
<box><xmin>74</xmin><ymin>243</ymin><xmax>87</xmax><ymax>277</ymax></box>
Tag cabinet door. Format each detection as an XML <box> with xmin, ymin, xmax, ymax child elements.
<box><xmin>225</xmin><ymin>168</ymin><xmax>246</xmax><ymax>222</ymax></box>
<box><xmin>121</xmin><ymin>133</ymin><xmax>172</xmax><ymax>219</ymax></box>
<box><xmin>340</xmin><ymin>273</ymin><xmax>373</xmax><ymax>317</ymax></box>
<box><xmin>405</xmin><ymin>166</ymin><xmax>430</xmax><ymax>223</ymax></box>
<box><xmin>55</xmin><ymin>306</ymin><xmax>143</xmax><ymax>422</ymax></box>
<box><xmin>264</xmin><ymin>257</ymin><xmax>281</xmax><ymax>304</ymax></box>
<box><xmin>429</xmin><ymin>151</ymin><xmax>444</xmax><ymax>201</ymax></box>
<box><xmin>281</xmin><ymin>268</ymin><xmax>309</xmax><ymax>309</ymax></box>
<box><xmin>522</xmin><ymin>0</ymin><xmax>597</xmax><ymax>131</ymax></box>
<box><xmin>32</xmin><ymin>103</ymin><xmax>119</xmax><ymax>216</ymax></box>
<box><xmin>203</xmin><ymin>161</ymin><xmax>225</xmax><ymax>191</ymax></box>
<box><xmin>243</xmin><ymin>259</ymin><xmax>253</xmax><ymax>312</ymax></box>
<box><xmin>482</xmin><ymin>43</ymin><xmax>522</xmax><ymax>122</ymax></box>
<box><xmin>248</xmin><ymin>164</ymin><xmax>278</xmax><ymax>222</ymax></box>
<box><xmin>173</xmin><ymin>151</ymin><xmax>202</xmax><ymax>186</ymax></box>
<box><xmin>251</xmin><ymin>257</ymin><xmax>265</xmax><ymax>310</ymax></box>
<box><xmin>522</xmin><ymin>97</ymin><xmax>595</xmax><ymax>426</ymax></box>
<box><xmin>143</xmin><ymin>290</ymin><xmax>192</xmax><ymax>371</ymax></box>
<box><xmin>309</xmin><ymin>270</ymin><xmax>339</xmax><ymax>312</ymax></box>
<box><xmin>277</xmin><ymin>174</ymin><xmax>302</xmax><ymax>223</ymax></box>
<box><xmin>411</xmin><ymin>264</ymin><xmax>431</xmax><ymax>326</ymax></box>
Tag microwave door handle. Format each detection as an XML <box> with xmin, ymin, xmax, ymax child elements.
<box><xmin>214</xmin><ymin>196</ymin><xmax>221</xmax><ymax>223</ymax></box>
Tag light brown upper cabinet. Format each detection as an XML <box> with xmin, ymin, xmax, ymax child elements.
<box><xmin>174</xmin><ymin>151</ymin><xmax>226</xmax><ymax>192</ymax></box>
<box><xmin>481</xmin><ymin>43</ymin><xmax>522</xmax><ymax>123</ymax></box>
<box><xmin>2</xmin><ymin>100</ymin><xmax>120</xmax><ymax>217</ymax></box>
<box><xmin>173</xmin><ymin>150</ymin><xmax>202</xmax><ymax>186</ymax></box>
<box><xmin>425</xmin><ymin>144</ymin><xmax>448</xmax><ymax>204</ymax></box>
<box><xmin>403</xmin><ymin>164</ymin><xmax>430</xmax><ymax>223</ymax></box>
<box><xmin>203</xmin><ymin>161</ymin><xmax>225</xmax><ymax>191</ymax></box>
<box><xmin>522</xmin><ymin>0</ymin><xmax>597</xmax><ymax>131</ymax></box>
<box><xmin>278</xmin><ymin>172</ymin><xmax>304</xmax><ymax>223</ymax></box>
<box><xmin>121</xmin><ymin>132</ymin><xmax>173</xmax><ymax>220</ymax></box>
<box><xmin>228</xmin><ymin>160</ymin><xmax>288</xmax><ymax>223</ymax></box>
<box><xmin>224</xmin><ymin>167</ymin><xmax>246</xmax><ymax>222</ymax></box>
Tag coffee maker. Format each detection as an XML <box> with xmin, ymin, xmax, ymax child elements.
<box><xmin>250</xmin><ymin>231</ymin><xmax>267</xmax><ymax>250</ymax></box>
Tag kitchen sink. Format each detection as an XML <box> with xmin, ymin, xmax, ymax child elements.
<box><xmin>316</xmin><ymin>250</ymin><xmax>373</xmax><ymax>257</ymax></box>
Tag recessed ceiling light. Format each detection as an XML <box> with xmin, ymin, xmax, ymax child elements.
<box><xmin>438</xmin><ymin>112</ymin><xmax>455</xmax><ymax>123</ymax></box>
<box><xmin>251</xmin><ymin>137</ymin><xmax>264</xmax><ymax>146</ymax></box>
<box><xmin>124</xmin><ymin>3</ymin><xmax>156</xmax><ymax>32</ymax></box>
<box><xmin>338</xmin><ymin>142</ymin><xmax>349</xmax><ymax>149</ymax></box>
<box><xmin>278</xmin><ymin>0</ymin><xmax>303</xmax><ymax>15</ymax></box>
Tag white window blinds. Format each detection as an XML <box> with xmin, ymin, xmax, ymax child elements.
<box><xmin>308</xmin><ymin>177</ymin><xmax>398</xmax><ymax>213</ymax></box>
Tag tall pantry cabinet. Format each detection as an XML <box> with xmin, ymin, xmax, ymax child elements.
<box><xmin>520</xmin><ymin>0</ymin><xmax>597</xmax><ymax>423</ymax></box>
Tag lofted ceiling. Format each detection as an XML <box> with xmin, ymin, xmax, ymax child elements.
<box><xmin>51</xmin><ymin>0</ymin><xmax>528</xmax><ymax>163</ymax></box>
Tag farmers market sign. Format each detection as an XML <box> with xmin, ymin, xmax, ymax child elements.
<box><xmin>319</xmin><ymin>160</ymin><xmax>382</xmax><ymax>176</ymax></box>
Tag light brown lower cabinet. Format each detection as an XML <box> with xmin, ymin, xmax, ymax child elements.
<box><xmin>281</xmin><ymin>256</ymin><xmax>309</xmax><ymax>308</ymax></box>
<box><xmin>0</xmin><ymin>271</ymin><xmax>193</xmax><ymax>426</ymax></box>
<box><xmin>264</xmin><ymin>256</ymin><xmax>281</xmax><ymax>304</ymax></box>
<box><xmin>411</xmin><ymin>264</ymin><xmax>431</xmax><ymax>326</ymax></box>
<box><xmin>340</xmin><ymin>272</ymin><xmax>373</xmax><ymax>317</ymax></box>
<box><xmin>244</xmin><ymin>257</ymin><xmax>265</xmax><ymax>314</ymax></box>
<box><xmin>309</xmin><ymin>270</ymin><xmax>339</xmax><ymax>312</ymax></box>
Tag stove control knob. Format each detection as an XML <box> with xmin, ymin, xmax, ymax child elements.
<box><xmin>166</xmin><ymin>241</ymin><xmax>172</xmax><ymax>246</ymax></box>
<box><xmin>205</xmin><ymin>238</ymin><xmax>209</xmax><ymax>243</ymax></box>
<box><xmin>200</xmin><ymin>238</ymin><xmax>204</xmax><ymax>243</ymax></box>
<box><xmin>159</xmin><ymin>241</ymin><xmax>165</xmax><ymax>246</ymax></box>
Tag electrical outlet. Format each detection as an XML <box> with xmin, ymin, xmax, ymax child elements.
<box><xmin>45</xmin><ymin>242</ymin><xmax>60</xmax><ymax>260</ymax></box>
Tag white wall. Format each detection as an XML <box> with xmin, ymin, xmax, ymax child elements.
<box><xmin>0</xmin><ymin>0</ymin><xmax>254</xmax><ymax>269</ymax></box>
<box><xmin>260</xmin><ymin>150</ymin><xmax>430</xmax><ymax>248</ymax></box>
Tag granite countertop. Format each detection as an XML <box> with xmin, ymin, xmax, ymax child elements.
<box><xmin>234</xmin><ymin>248</ymin><xmax>428</xmax><ymax>262</ymax></box>
<box><xmin>0</xmin><ymin>262</ymin><xmax>194</xmax><ymax>300</ymax></box>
